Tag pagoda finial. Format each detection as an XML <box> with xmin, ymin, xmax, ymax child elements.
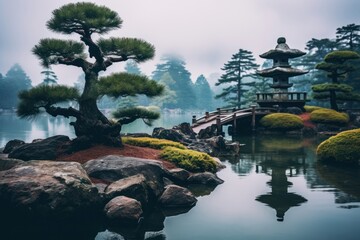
<box><xmin>277</xmin><ymin>37</ymin><xmax>286</xmax><ymax>44</ymax></box>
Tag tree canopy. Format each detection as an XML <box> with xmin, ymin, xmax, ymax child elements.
<box><xmin>18</xmin><ymin>2</ymin><xmax>163</xmax><ymax>147</ymax></box>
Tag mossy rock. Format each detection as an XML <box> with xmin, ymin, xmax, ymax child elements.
<box><xmin>317</xmin><ymin>129</ymin><xmax>360</xmax><ymax>166</ymax></box>
<box><xmin>310</xmin><ymin>109</ymin><xmax>349</xmax><ymax>126</ymax></box>
<box><xmin>304</xmin><ymin>105</ymin><xmax>324</xmax><ymax>113</ymax></box>
<box><xmin>260</xmin><ymin>113</ymin><xmax>304</xmax><ymax>131</ymax></box>
<box><xmin>160</xmin><ymin>147</ymin><xmax>217</xmax><ymax>173</ymax></box>
<box><xmin>122</xmin><ymin>137</ymin><xmax>185</xmax><ymax>149</ymax></box>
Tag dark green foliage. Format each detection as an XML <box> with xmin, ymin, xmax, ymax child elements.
<box><xmin>317</xmin><ymin>129</ymin><xmax>360</xmax><ymax>165</ymax></box>
<box><xmin>194</xmin><ymin>75</ymin><xmax>213</xmax><ymax>110</ymax></box>
<box><xmin>215</xmin><ymin>49</ymin><xmax>258</xmax><ymax>108</ymax></box>
<box><xmin>97</xmin><ymin>73</ymin><xmax>163</xmax><ymax>98</ymax></box>
<box><xmin>314</xmin><ymin>50</ymin><xmax>360</xmax><ymax>110</ymax></box>
<box><xmin>32</xmin><ymin>39</ymin><xmax>85</xmax><ymax>67</ymax></box>
<box><xmin>151</xmin><ymin>55</ymin><xmax>196</xmax><ymax>109</ymax></box>
<box><xmin>98</xmin><ymin>37</ymin><xmax>155</xmax><ymax>62</ymax></box>
<box><xmin>336</xmin><ymin>23</ymin><xmax>360</xmax><ymax>50</ymax></box>
<box><xmin>17</xmin><ymin>85</ymin><xmax>79</xmax><ymax>118</ymax></box>
<box><xmin>0</xmin><ymin>64</ymin><xmax>32</xmax><ymax>109</ymax></box>
<box><xmin>47</xmin><ymin>2</ymin><xmax>122</xmax><ymax>35</ymax></box>
<box><xmin>112</xmin><ymin>106</ymin><xmax>160</xmax><ymax>126</ymax></box>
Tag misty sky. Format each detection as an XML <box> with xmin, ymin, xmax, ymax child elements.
<box><xmin>0</xmin><ymin>0</ymin><xmax>359</xmax><ymax>86</ymax></box>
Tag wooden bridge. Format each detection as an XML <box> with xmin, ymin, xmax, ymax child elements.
<box><xmin>191</xmin><ymin>106</ymin><xmax>278</xmax><ymax>135</ymax></box>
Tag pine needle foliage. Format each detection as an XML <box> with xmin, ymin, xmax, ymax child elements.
<box><xmin>47</xmin><ymin>2</ymin><xmax>122</xmax><ymax>35</ymax></box>
<box><xmin>112</xmin><ymin>106</ymin><xmax>160</xmax><ymax>126</ymax></box>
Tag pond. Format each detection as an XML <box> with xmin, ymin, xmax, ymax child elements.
<box><xmin>1</xmin><ymin>113</ymin><xmax>360</xmax><ymax>240</ymax></box>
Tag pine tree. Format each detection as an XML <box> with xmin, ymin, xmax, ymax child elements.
<box><xmin>194</xmin><ymin>75</ymin><xmax>213</xmax><ymax>110</ymax></box>
<box><xmin>215</xmin><ymin>49</ymin><xmax>259</xmax><ymax>108</ymax></box>
<box><xmin>314</xmin><ymin>50</ymin><xmax>360</xmax><ymax>110</ymax></box>
<box><xmin>336</xmin><ymin>23</ymin><xmax>360</xmax><ymax>50</ymax></box>
<box><xmin>152</xmin><ymin>73</ymin><xmax>177</xmax><ymax>108</ymax></box>
<box><xmin>17</xmin><ymin>3</ymin><xmax>163</xmax><ymax>147</ymax></box>
<box><xmin>40</xmin><ymin>68</ymin><xmax>58</xmax><ymax>85</ymax></box>
<box><xmin>124</xmin><ymin>60</ymin><xmax>142</xmax><ymax>75</ymax></box>
<box><xmin>152</xmin><ymin>55</ymin><xmax>196</xmax><ymax>109</ymax></box>
<box><xmin>0</xmin><ymin>64</ymin><xmax>32</xmax><ymax>109</ymax></box>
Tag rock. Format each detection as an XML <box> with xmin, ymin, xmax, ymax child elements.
<box><xmin>83</xmin><ymin>155</ymin><xmax>169</xmax><ymax>198</ymax></box>
<box><xmin>152</xmin><ymin>127</ymin><xmax>188</xmax><ymax>143</ymax></box>
<box><xmin>3</xmin><ymin>139</ymin><xmax>25</xmax><ymax>154</ymax></box>
<box><xmin>172</xmin><ymin>122</ymin><xmax>196</xmax><ymax>139</ymax></box>
<box><xmin>158</xmin><ymin>185</ymin><xmax>197</xmax><ymax>208</ymax></box>
<box><xmin>8</xmin><ymin>135</ymin><xmax>70</xmax><ymax>160</ymax></box>
<box><xmin>104</xmin><ymin>174</ymin><xmax>149</xmax><ymax>206</ymax></box>
<box><xmin>187</xmin><ymin>141</ymin><xmax>214</xmax><ymax>155</ymax></box>
<box><xmin>187</xmin><ymin>172</ymin><xmax>224</xmax><ymax>187</ymax></box>
<box><xmin>104</xmin><ymin>196</ymin><xmax>143</xmax><ymax>224</ymax></box>
<box><xmin>0</xmin><ymin>160</ymin><xmax>99</xmax><ymax>217</ymax></box>
<box><xmin>168</xmin><ymin>168</ymin><xmax>191</xmax><ymax>183</ymax></box>
<box><xmin>0</xmin><ymin>158</ymin><xmax>23</xmax><ymax>171</ymax></box>
<box><xmin>205</xmin><ymin>136</ymin><xmax>240</xmax><ymax>155</ymax></box>
<box><xmin>197</xmin><ymin>124</ymin><xmax>218</xmax><ymax>139</ymax></box>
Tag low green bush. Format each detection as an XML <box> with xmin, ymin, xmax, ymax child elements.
<box><xmin>122</xmin><ymin>137</ymin><xmax>185</xmax><ymax>149</ymax></box>
<box><xmin>260</xmin><ymin>113</ymin><xmax>304</xmax><ymax>131</ymax></box>
<box><xmin>317</xmin><ymin>129</ymin><xmax>360</xmax><ymax>165</ymax></box>
<box><xmin>310</xmin><ymin>109</ymin><xmax>349</xmax><ymax>125</ymax></box>
<box><xmin>160</xmin><ymin>146</ymin><xmax>217</xmax><ymax>173</ymax></box>
<box><xmin>304</xmin><ymin>105</ymin><xmax>324</xmax><ymax>113</ymax></box>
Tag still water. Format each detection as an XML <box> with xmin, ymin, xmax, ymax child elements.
<box><xmin>1</xmin><ymin>113</ymin><xmax>360</xmax><ymax>240</ymax></box>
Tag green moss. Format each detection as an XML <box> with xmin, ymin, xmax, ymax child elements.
<box><xmin>122</xmin><ymin>137</ymin><xmax>185</xmax><ymax>149</ymax></box>
<box><xmin>310</xmin><ymin>109</ymin><xmax>349</xmax><ymax>125</ymax></box>
<box><xmin>304</xmin><ymin>105</ymin><xmax>324</xmax><ymax>113</ymax></box>
<box><xmin>317</xmin><ymin>129</ymin><xmax>360</xmax><ymax>165</ymax></box>
<box><xmin>160</xmin><ymin>147</ymin><xmax>217</xmax><ymax>173</ymax></box>
<box><xmin>260</xmin><ymin>113</ymin><xmax>304</xmax><ymax>131</ymax></box>
<box><xmin>324</xmin><ymin>50</ymin><xmax>360</xmax><ymax>63</ymax></box>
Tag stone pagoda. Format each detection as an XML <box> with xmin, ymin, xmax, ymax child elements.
<box><xmin>256</xmin><ymin>37</ymin><xmax>308</xmax><ymax>109</ymax></box>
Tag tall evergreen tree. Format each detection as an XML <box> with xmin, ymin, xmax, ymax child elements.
<box><xmin>124</xmin><ymin>60</ymin><xmax>142</xmax><ymax>75</ymax></box>
<box><xmin>215</xmin><ymin>49</ymin><xmax>259</xmax><ymax>108</ymax></box>
<box><xmin>194</xmin><ymin>74</ymin><xmax>213</xmax><ymax>110</ymax></box>
<box><xmin>152</xmin><ymin>73</ymin><xmax>177</xmax><ymax>108</ymax></box>
<box><xmin>336</xmin><ymin>23</ymin><xmax>360</xmax><ymax>50</ymax></box>
<box><xmin>0</xmin><ymin>64</ymin><xmax>32</xmax><ymax>109</ymax></box>
<box><xmin>152</xmin><ymin>55</ymin><xmax>196</xmax><ymax>109</ymax></box>
<box><xmin>313</xmin><ymin>50</ymin><xmax>360</xmax><ymax>110</ymax></box>
<box><xmin>40</xmin><ymin>68</ymin><xmax>58</xmax><ymax>85</ymax></box>
<box><xmin>17</xmin><ymin>2</ymin><xmax>163</xmax><ymax>147</ymax></box>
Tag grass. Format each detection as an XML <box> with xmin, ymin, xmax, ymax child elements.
<box><xmin>122</xmin><ymin>137</ymin><xmax>185</xmax><ymax>149</ymax></box>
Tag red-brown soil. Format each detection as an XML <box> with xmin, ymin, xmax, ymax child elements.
<box><xmin>56</xmin><ymin>144</ymin><xmax>177</xmax><ymax>170</ymax></box>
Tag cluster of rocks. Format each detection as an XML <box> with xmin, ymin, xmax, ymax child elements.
<box><xmin>0</xmin><ymin>138</ymin><xmax>224</xmax><ymax>225</ymax></box>
<box><xmin>151</xmin><ymin>122</ymin><xmax>240</xmax><ymax>156</ymax></box>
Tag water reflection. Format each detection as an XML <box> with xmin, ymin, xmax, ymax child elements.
<box><xmin>233</xmin><ymin>135</ymin><xmax>309</xmax><ymax>222</ymax></box>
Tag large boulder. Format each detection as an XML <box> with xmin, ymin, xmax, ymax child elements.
<box><xmin>3</xmin><ymin>139</ymin><xmax>25</xmax><ymax>154</ymax></box>
<box><xmin>152</xmin><ymin>127</ymin><xmax>188</xmax><ymax>143</ymax></box>
<box><xmin>172</xmin><ymin>122</ymin><xmax>196</xmax><ymax>139</ymax></box>
<box><xmin>104</xmin><ymin>174</ymin><xmax>149</xmax><ymax>206</ymax></box>
<box><xmin>187</xmin><ymin>172</ymin><xmax>224</xmax><ymax>187</ymax></box>
<box><xmin>83</xmin><ymin>155</ymin><xmax>169</xmax><ymax>198</ymax></box>
<box><xmin>0</xmin><ymin>160</ymin><xmax>99</xmax><ymax>217</ymax></box>
<box><xmin>104</xmin><ymin>196</ymin><xmax>143</xmax><ymax>224</ymax></box>
<box><xmin>158</xmin><ymin>184</ymin><xmax>197</xmax><ymax>208</ymax></box>
<box><xmin>0</xmin><ymin>157</ymin><xmax>23</xmax><ymax>171</ymax></box>
<box><xmin>8</xmin><ymin>135</ymin><xmax>70</xmax><ymax>160</ymax></box>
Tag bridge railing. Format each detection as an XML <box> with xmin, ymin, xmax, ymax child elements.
<box><xmin>256</xmin><ymin>92</ymin><xmax>307</xmax><ymax>101</ymax></box>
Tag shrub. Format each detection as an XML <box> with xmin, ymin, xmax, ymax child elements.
<box><xmin>160</xmin><ymin>147</ymin><xmax>217</xmax><ymax>173</ymax></box>
<box><xmin>304</xmin><ymin>105</ymin><xmax>325</xmax><ymax>113</ymax></box>
<box><xmin>310</xmin><ymin>108</ymin><xmax>349</xmax><ymax>125</ymax></box>
<box><xmin>260</xmin><ymin>113</ymin><xmax>304</xmax><ymax>131</ymax></box>
<box><xmin>122</xmin><ymin>137</ymin><xmax>185</xmax><ymax>149</ymax></box>
<box><xmin>317</xmin><ymin>129</ymin><xmax>360</xmax><ymax>166</ymax></box>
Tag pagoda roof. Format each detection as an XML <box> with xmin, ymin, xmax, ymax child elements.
<box><xmin>260</xmin><ymin>37</ymin><xmax>306</xmax><ymax>59</ymax></box>
<box><xmin>257</xmin><ymin>67</ymin><xmax>308</xmax><ymax>77</ymax></box>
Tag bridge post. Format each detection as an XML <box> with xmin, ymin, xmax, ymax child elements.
<box><xmin>233</xmin><ymin>113</ymin><xmax>237</xmax><ymax>134</ymax></box>
<box><xmin>251</xmin><ymin>104</ymin><xmax>257</xmax><ymax>131</ymax></box>
<box><xmin>217</xmin><ymin>108</ymin><xmax>221</xmax><ymax>115</ymax></box>
<box><xmin>216</xmin><ymin>116</ymin><xmax>222</xmax><ymax>135</ymax></box>
<box><xmin>192</xmin><ymin>115</ymin><xmax>197</xmax><ymax>124</ymax></box>
<box><xmin>205</xmin><ymin>112</ymin><xmax>209</xmax><ymax>119</ymax></box>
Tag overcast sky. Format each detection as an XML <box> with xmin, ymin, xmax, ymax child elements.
<box><xmin>0</xmin><ymin>0</ymin><xmax>359</xmax><ymax>86</ymax></box>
